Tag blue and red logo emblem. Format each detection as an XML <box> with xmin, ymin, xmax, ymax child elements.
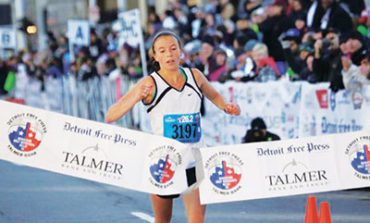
<box><xmin>148</xmin><ymin>145</ymin><xmax>182</xmax><ymax>188</ymax></box>
<box><xmin>210</xmin><ymin>160</ymin><xmax>241</xmax><ymax>190</ymax></box>
<box><xmin>205</xmin><ymin>151</ymin><xmax>244</xmax><ymax>195</ymax></box>
<box><xmin>7</xmin><ymin>113</ymin><xmax>47</xmax><ymax>157</ymax></box>
<box><xmin>150</xmin><ymin>154</ymin><xmax>175</xmax><ymax>184</ymax></box>
<box><xmin>9</xmin><ymin>122</ymin><xmax>42</xmax><ymax>152</ymax></box>
<box><xmin>350</xmin><ymin>144</ymin><xmax>370</xmax><ymax>175</ymax></box>
<box><xmin>345</xmin><ymin>136</ymin><xmax>370</xmax><ymax>180</ymax></box>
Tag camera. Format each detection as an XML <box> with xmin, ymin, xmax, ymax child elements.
<box><xmin>321</xmin><ymin>38</ymin><xmax>331</xmax><ymax>54</ymax></box>
<box><xmin>250</xmin><ymin>129</ymin><xmax>266</xmax><ymax>142</ymax></box>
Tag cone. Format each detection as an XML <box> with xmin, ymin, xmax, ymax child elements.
<box><xmin>304</xmin><ymin>196</ymin><xmax>319</xmax><ymax>223</ymax></box>
<box><xmin>319</xmin><ymin>201</ymin><xmax>332</xmax><ymax>223</ymax></box>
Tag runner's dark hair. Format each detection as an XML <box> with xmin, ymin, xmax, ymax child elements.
<box><xmin>149</xmin><ymin>30</ymin><xmax>182</xmax><ymax>71</ymax></box>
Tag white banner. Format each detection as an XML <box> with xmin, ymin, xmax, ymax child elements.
<box><xmin>0</xmin><ymin>101</ymin><xmax>192</xmax><ymax>195</ymax></box>
<box><xmin>298</xmin><ymin>82</ymin><xmax>370</xmax><ymax>137</ymax></box>
<box><xmin>201</xmin><ymin>81</ymin><xmax>370</xmax><ymax>146</ymax></box>
<box><xmin>2</xmin><ymin>100</ymin><xmax>370</xmax><ymax>204</ymax></box>
<box><xmin>203</xmin><ymin>81</ymin><xmax>302</xmax><ymax>146</ymax></box>
<box><xmin>199</xmin><ymin>131</ymin><xmax>370</xmax><ymax>204</ymax></box>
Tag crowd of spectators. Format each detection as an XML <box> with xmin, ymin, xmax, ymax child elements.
<box><xmin>1</xmin><ymin>0</ymin><xmax>369</xmax><ymax>100</ymax></box>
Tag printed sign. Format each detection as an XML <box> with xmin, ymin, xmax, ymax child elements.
<box><xmin>0</xmin><ymin>27</ymin><xmax>16</xmax><ymax>49</ymax></box>
<box><xmin>68</xmin><ymin>20</ymin><xmax>90</xmax><ymax>46</ymax></box>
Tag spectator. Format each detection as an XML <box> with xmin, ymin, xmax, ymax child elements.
<box><xmin>280</xmin><ymin>28</ymin><xmax>313</xmax><ymax>80</ymax></box>
<box><xmin>242</xmin><ymin>117</ymin><xmax>280</xmax><ymax>143</ymax></box>
<box><xmin>295</xmin><ymin>43</ymin><xmax>315</xmax><ymax>81</ymax></box>
<box><xmin>341</xmin><ymin>51</ymin><xmax>370</xmax><ymax>90</ymax></box>
<box><xmin>286</xmin><ymin>0</ymin><xmax>307</xmax><ymax>31</ymax></box>
<box><xmin>306</xmin><ymin>0</ymin><xmax>353</xmax><ymax>34</ymax></box>
<box><xmin>219</xmin><ymin>0</ymin><xmax>236</xmax><ymax>21</ymax></box>
<box><xmin>300</xmin><ymin>54</ymin><xmax>316</xmax><ymax>82</ymax></box>
<box><xmin>161</xmin><ymin>10</ymin><xmax>177</xmax><ymax>30</ymax></box>
<box><xmin>339</xmin><ymin>0</ymin><xmax>366</xmax><ymax>18</ymax></box>
<box><xmin>46</xmin><ymin>57</ymin><xmax>63</xmax><ymax>78</ymax></box>
<box><xmin>251</xmin><ymin>42</ymin><xmax>281</xmax><ymax>82</ymax></box>
<box><xmin>182</xmin><ymin>40</ymin><xmax>202</xmax><ymax>68</ymax></box>
<box><xmin>198</xmin><ymin>35</ymin><xmax>216</xmax><ymax>76</ymax></box>
<box><xmin>257</xmin><ymin>0</ymin><xmax>289</xmax><ymax>72</ymax></box>
<box><xmin>312</xmin><ymin>29</ymin><xmax>342</xmax><ymax>87</ymax></box>
<box><xmin>174</xmin><ymin>7</ymin><xmax>191</xmax><ymax>40</ymax></box>
<box><xmin>89</xmin><ymin>29</ymin><xmax>105</xmax><ymax>62</ymax></box>
<box><xmin>0</xmin><ymin>59</ymin><xmax>7</xmax><ymax>95</ymax></box>
<box><xmin>243</xmin><ymin>0</ymin><xmax>263</xmax><ymax>18</ymax></box>
<box><xmin>208</xmin><ymin>48</ymin><xmax>228</xmax><ymax>81</ymax></box>
<box><xmin>330</xmin><ymin>30</ymin><xmax>368</xmax><ymax>91</ymax></box>
<box><xmin>346</xmin><ymin>31</ymin><xmax>368</xmax><ymax>66</ymax></box>
<box><xmin>228</xmin><ymin>39</ymin><xmax>259</xmax><ymax>82</ymax></box>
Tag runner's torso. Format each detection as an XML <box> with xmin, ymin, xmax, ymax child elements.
<box><xmin>145</xmin><ymin>67</ymin><xmax>203</xmax><ymax>146</ymax></box>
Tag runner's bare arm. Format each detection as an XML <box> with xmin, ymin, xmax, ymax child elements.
<box><xmin>191</xmin><ymin>68</ymin><xmax>240</xmax><ymax>115</ymax></box>
<box><xmin>105</xmin><ymin>77</ymin><xmax>154</xmax><ymax>123</ymax></box>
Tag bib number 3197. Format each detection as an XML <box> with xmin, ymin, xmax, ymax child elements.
<box><xmin>163</xmin><ymin>113</ymin><xmax>201</xmax><ymax>143</ymax></box>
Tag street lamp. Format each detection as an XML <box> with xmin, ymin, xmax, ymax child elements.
<box><xmin>18</xmin><ymin>17</ymin><xmax>37</xmax><ymax>35</ymax></box>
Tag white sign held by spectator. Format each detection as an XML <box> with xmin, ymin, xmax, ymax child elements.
<box><xmin>118</xmin><ymin>9</ymin><xmax>142</xmax><ymax>48</ymax></box>
<box><xmin>117</xmin><ymin>9</ymin><xmax>147</xmax><ymax>75</ymax></box>
<box><xmin>68</xmin><ymin>20</ymin><xmax>90</xmax><ymax>46</ymax></box>
<box><xmin>0</xmin><ymin>27</ymin><xmax>16</xmax><ymax>49</ymax></box>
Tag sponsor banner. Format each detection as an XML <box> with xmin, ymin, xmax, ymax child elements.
<box><xmin>298</xmin><ymin>83</ymin><xmax>370</xmax><ymax>137</ymax></box>
<box><xmin>201</xmin><ymin>81</ymin><xmax>370</xmax><ymax>146</ymax></box>
<box><xmin>199</xmin><ymin>131</ymin><xmax>370</xmax><ymax>204</ymax></box>
<box><xmin>202</xmin><ymin>81</ymin><xmax>301</xmax><ymax>146</ymax></box>
<box><xmin>0</xmin><ymin>100</ymin><xmax>192</xmax><ymax>195</ymax></box>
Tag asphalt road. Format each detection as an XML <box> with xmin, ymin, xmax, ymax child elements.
<box><xmin>0</xmin><ymin>160</ymin><xmax>369</xmax><ymax>223</ymax></box>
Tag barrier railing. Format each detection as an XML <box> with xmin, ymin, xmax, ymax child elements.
<box><xmin>7</xmin><ymin>74</ymin><xmax>370</xmax><ymax>146</ymax></box>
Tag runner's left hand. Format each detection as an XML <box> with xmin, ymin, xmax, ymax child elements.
<box><xmin>224</xmin><ymin>103</ymin><xmax>241</xmax><ymax>116</ymax></box>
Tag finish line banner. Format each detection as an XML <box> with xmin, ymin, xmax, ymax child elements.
<box><xmin>2</xmin><ymin>101</ymin><xmax>370</xmax><ymax>203</ymax></box>
<box><xmin>199</xmin><ymin>131</ymin><xmax>370</xmax><ymax>204</ymax></box>
<box><xmin>0</xmin><ymin>100</ymin><xmax>192</xmax><ymax>195</ymax></box>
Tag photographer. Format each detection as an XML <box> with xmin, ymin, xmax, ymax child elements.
<box><xmin>242</xmin><ymin>117</ymin><xmax>280</xmax><ymax>143</ymax></box>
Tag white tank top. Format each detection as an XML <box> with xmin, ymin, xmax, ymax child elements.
<box><xmin>145</xmin><ymin>67</ymin><xmax>203</xmax><ymax>147</ymax></box>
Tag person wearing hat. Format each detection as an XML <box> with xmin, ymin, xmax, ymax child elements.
<box><xmin>242</xmin><ymin>117</ymin><xmax>280</xmax><ymax>143</ymax></box>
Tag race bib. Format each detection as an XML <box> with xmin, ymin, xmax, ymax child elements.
<box><xmin>163</xmin><ymin>113</ymin><xmax>201</xmax><ymax>143</ymax></box>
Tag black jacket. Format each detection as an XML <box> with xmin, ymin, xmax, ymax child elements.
<box><xmin>242</xmin><ymin>129</ymin><xmax>281</xmax><ymax>143</ymax></box>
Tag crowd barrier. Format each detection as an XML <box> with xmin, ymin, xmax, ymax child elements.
<box><xmin>200</xmin><ymin>81</ymin><xmax>370</xmax><ymax>146</ymax></box>
<box><xmin>11</xmin><ymin>73</ymin><xmax>142</xmax><ymax>129</ymax></box>
<box><xmin>8</xmin><ymin>74</ymin><xmax>370</xmax><ymax>146</ymax></box>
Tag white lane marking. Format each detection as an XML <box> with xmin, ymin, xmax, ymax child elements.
<box><xmin>131</xmin><ymin>211</ymin><xmax>154</xmax><ymax>223</ymax></box>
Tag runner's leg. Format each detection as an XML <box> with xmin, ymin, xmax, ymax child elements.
<box><xmin>182</xmin><ymin>188</ymin><xmax>206</xmax><ymax>223</ymax></box>
<box><xmin>150</xmin><ymin>194</ymin><xmax>173</xmax><ymax>223</ymax></box>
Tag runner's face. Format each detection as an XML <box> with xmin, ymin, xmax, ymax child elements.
<box><xmin>153</xmin><ymin>35</ymin><xmax>181</xmax><ymax>71</ymax></box>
